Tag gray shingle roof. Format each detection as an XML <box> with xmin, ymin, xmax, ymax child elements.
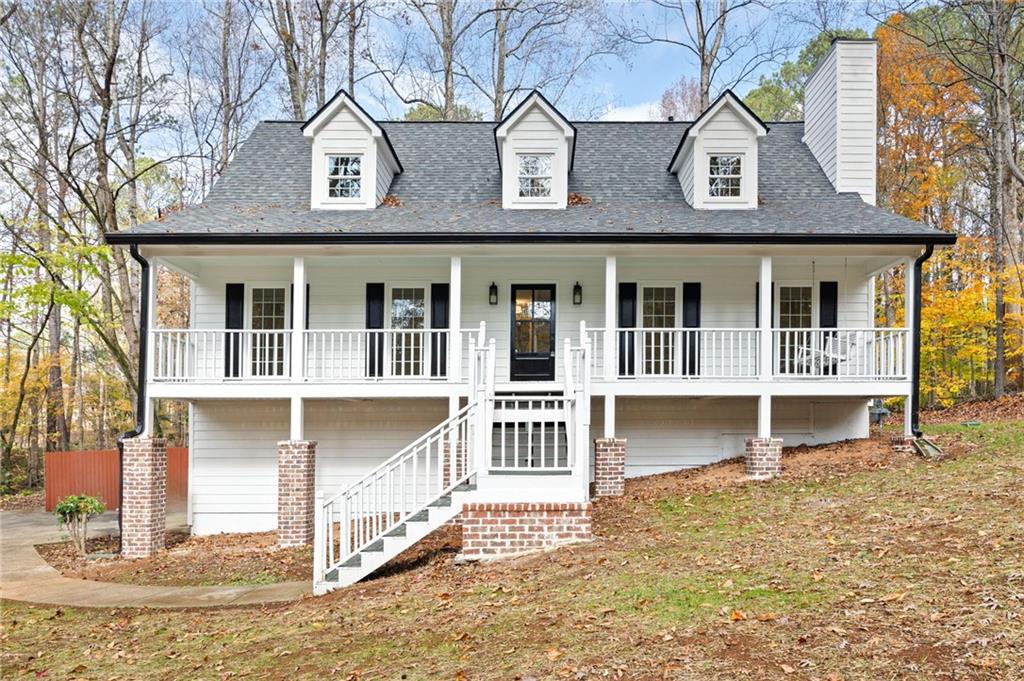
<box><xmin>113</xmin><ymin>120</ymin><xmax>953</xmax><ymax>244</ymax></box>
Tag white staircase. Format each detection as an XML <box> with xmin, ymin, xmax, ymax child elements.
<box><xmin>312</xmin><ymin>338</ymin><xmax>592</xmax><ymax>595</ymax></box>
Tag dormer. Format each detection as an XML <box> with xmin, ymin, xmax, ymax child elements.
<box><xmin>668</xmin><ymin>91</ymin><xmax>768</xmax><ymax>210</ymax></box>
<box><xmin>302</xmin><ymin>90</ymin><xmax>403</xmax><ymax>210</ymax></box>
<box><xmin>494</xmin><ymin>91</ymin><xmax>576</xmax><ymax>210</ymax></box>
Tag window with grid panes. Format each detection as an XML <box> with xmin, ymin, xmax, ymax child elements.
<box><xmin>326</xmin><ymin>154</ymin><xmax>362</xmax><ymax>198</ymax></box>
<box><xmin>517</xmin><ymin>154</ymin><xmax>553</xmax><ymax>198</ymax></box>
<box><xmin>642</xmin><ymin>286</ymin><xmax>677</xmax><ymax>375</ymax></box>
<box><xmin>708</xmin><ymin>154</ymin><xmax>742</xmax><ymax>198</ymax></box>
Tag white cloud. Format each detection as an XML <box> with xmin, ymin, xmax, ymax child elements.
<box><xmin>599</xmin><ymin>100</ymin><xmax>660</xmax><ymax>122</ymax></box>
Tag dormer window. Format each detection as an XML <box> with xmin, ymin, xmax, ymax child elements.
<box><xmin>327</xmin><ymin>154</ymin><xmax>362</xmax><ymax>198</ymax></box>
<box><xmin>667</xmin><ymin>91</ymin><xmax>768</xmax><ymax>210</ymax></box>
<box><xmin>494</xmin><ymin>91</ymin><xmax>575</xmax><ymax>209</ymax></box>
<box><xmin>302</xmin><ymin>90</ymin><xmax>402</xmax><ymax>210</ymax></box>
<box><xmin>708</xmin><ymin>154</ymin><xmax>742</xmax><ymax>198</ymax></box>
<box><xmin>518</xmin><ymin>154</ymin><xmax>553</xmax><ymax>198</ymax></box>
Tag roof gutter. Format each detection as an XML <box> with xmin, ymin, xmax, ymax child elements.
<box><xmin>115</xmin><ymin>244</ymin><xmax>151</xmax><ymax>553</ymax></box>
<box><xmin>910</xmin><ymin>243</ymin><xmax>934</xmax><ymax>438</ymax></box>
<box><xmin>105</xmin><ymin>231</ymin><xmax>958</xmax><ymax>247</ymax></box>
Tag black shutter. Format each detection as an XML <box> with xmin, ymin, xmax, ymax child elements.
<box><xmin>819</xmin><ymin>282</ymin><xmax>838</xmax><ymax>328</ymax></box>
<box><xmin>287</xmin><ymin>283</ymin><xmax>311</xmax><ymax>329</ymax></box>
<box><xmin>618</xmin><ymin>282</ymin><xmax>637</xmax><ymax>377</ymax></box>
<box><xmin>366</xmin><ymin>283</ymin><xmax>385</xmax><ymax>377</ymax></box>
<box><xmin>820</xmin><ymin>281</ymin><xmax>839</xmax><ymax>375</ymax></box>
<box><xmin>682</xmin><ymin>282</ymin><xmax>700</xmax><ymax>375</ymax></box>
<box><xmin>225</xmin><ymin>283</ymin><xmax>244</xmax><ymax>378</ymax></box>
<box><xmin>754</xmin><ymin>282</ymin><xmax>776</xmax><ymax>328</ymax></box>
<box><xmin>430</xmin><ymin>283</ymin><xmax>449</xmax><ymax>377</ymax></box>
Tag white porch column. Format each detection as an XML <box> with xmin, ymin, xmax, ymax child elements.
<box><xmin>758</xmin><ymin>256</ymin><xmax>773</xmax><ymax>380</ymax></box>
<box><xmin>903</xmin><ymin>257</ymin><xmax>915</xmax><ymax>437</ymax></box>
<box><xmin>291</xmin><ymin>256</ymin><xmax>306</xmax><ymax>382</ymax></box>
<box><xmin>757</xmin><ymin>394</ymin><xmax>772</xmax><ymax>438</ymax></box>
<box><xmin>290</xmin><ymin>395</ymin><xmax>304</xmax><ymax>441</ymax></box>
<box><xmin>603</xmin><ymin>394</ymin><xmax>616</xmax><ymax>438</ymax></box>
<box><xmin>141</xmin><ymin>258</ymin><xmax>158</xmax><ymax>437</ymax></box>
<box><xmin>450</xmin><ymin>256</ymin><xmax>462</xmax><ymax>383</ymax></box>
<box><xmin>604</xmin><ymin>256</ymin><xmax>616</xmax><ymax>381</ymax></box>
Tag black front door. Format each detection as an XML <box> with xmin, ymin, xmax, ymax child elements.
<box><xmin>511</xmin><ymin>284</ymin><xmax>555</xmax><ymax>381</ymax></box>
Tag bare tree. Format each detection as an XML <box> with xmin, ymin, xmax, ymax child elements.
<box><xmin>459</xmin><ymin>0</ymin><xmax>617</xmax><ymax>120</ymax></box>
<box><xmin>658</xmin><ymin>75</ymin><xmax>702</xmax><ymax>120</ymax></box>
<box><xmin>612</xmin><ymin>0</ymin><xmax>793</xmax><ymax>110</ymax></box>
<box><xmin>367</xmin><ymin>0</ymin><xmax>499</xmax><ymax>119</ymax></box>
<box><xmin>177</xmin><ymin>0</ymin><xmax>274</xmax><ymax>199</ymax></box>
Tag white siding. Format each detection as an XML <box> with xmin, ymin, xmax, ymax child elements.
<box><xmin>461</xmin><ymin>257</ymin><xmax>604</xmax><ymax>383</ymax></box>
<box><xmin>615</xmin><ymin>396</ymin><xmax>868</xmax><ymax>477</ymax></box>
<box><xmin>187</xmin><ymin>255</ymin><xmax>873</xmax><ymax>362</ymax></box>
<box><xmin>687</xmin><ymin>101</ymin><xmax>760</xmax><ymax>209</ymax></box>
<box><xmin>804</xmin><ymin>47</ymin><xmax>839</xmax><ymax>186</ymax></box>
<box><xmin>189</xmin><ymin>398</ymin><xmax>448</xmax><ymax>534</ymax></box>
<box><xmin>375</xmin><ymin>151</ymin><xmax>397</xmax><ymax>204</ymax></box>
<box><xmin>190</xmin><ymin>400</ymin><xmax>287</xmax><ymax>534</ymax></box>
<box><xmin>804</xmin><ymin>41</ymin><xmax>877</xmax><ymax>205</ymax></box>
<box><xmin>677</xmin><ymin>143</ymin><xmax>695</xmax><ymax>205</ymax></box>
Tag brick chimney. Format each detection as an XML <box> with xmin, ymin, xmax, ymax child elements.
<box><xmin>803</xmin><ymin>39</ymin><xmax>878</xmax><ymax>206</ymax></box>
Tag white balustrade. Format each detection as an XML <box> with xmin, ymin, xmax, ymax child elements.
<box><xmin>772</xmin><ymin>328</ymin><xmax>908</xmax><ymax>379</ymax></box>
<box><xmin>612</xmin><ymin>328</ymin><xmax>760</xmax><ymax>379</ymax></box>
<box><xmin>151</xmin><ymin>329</ymin><xmax>291</xmax><ymax>381</ymax></box>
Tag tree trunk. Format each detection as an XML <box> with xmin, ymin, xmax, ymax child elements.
<box><xmin>492</xmin><ymin>1</ymin><xmax>506</xmax><ymax>120</ymax></box>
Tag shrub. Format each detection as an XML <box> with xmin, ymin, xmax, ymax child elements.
<box><xmin>54</xmin><ymin>494</ymin><xmax>106</xmax><ymax>555</ymax></box>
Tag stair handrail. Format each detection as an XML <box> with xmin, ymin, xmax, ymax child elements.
<box><xmin>315</xmin><ymin>341</ymin><xmax>495</xmax><ymax>588</ymax></box>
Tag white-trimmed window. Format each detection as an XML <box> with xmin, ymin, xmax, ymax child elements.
<box><xmin>326</xmin><ymin>154</ymin><xmax>362</xmax><ymax>198</ymax></box>
<box><xmin>708</xmin><ymin>154</ymin><xmax>742</xmax><ymax>198</ymax></box>
<box><xmin>517</xmin><ymin>154</ymin><xmax>553</xmax><ymax>198</ymax></box>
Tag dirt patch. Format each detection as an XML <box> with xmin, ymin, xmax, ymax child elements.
<box><xmin>0</xmin><ymin>490</ymin><xmax>44</xmax><ymax>511</ymax></box>
<box><xmin>36</xmin><ymin>530</ymin><xmax>310</xmax><ymax>586</ymax></box>
<box><xmin>922</xmin><ymin>391</ymin><xmax>1024</xmax><ymax>424</ymax></box>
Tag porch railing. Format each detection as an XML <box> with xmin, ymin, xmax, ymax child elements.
<box><xmin>612</xmin><ymin>328</ymin><xmax>760</xmax><ymax>379</ymax></box>
<box><xmin>151</xmin><ymin>329</ymin><xmax>291</xmax><ymax>381</ymax></box>
<box><xmin>304</xmin><ymin>329</ymin><xmax>452</xmax><ymax>381</ymax></box>
<box><xmin>772</xmin><ymin>328</ymin><xmax>908</xmax><ymax>379</ymax></box>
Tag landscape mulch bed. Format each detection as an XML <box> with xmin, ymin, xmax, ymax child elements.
<box><xmin>36</xmin><ymin>530</ymin><xmax>311</xmax><ymax>586</ymax></box>
<box><xmin>0</xmin><ymin>490</ymin><xmax>44</xmax><ymax>511</ymax></box>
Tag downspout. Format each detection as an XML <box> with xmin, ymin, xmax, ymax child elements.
<box><xmin>910</xmin><ymin>243</ymin><xmax>934</xmax><ymax>438</ymax></box>
<box><xmin>116</xmin><ymin>244</ymin><xmax>151</xmax><ymax>553</ymax></box>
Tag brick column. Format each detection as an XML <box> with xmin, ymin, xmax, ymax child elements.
<box><xmin>442</xmin><ymin>439</ymin><xmax>467</xmax><ymax>488</ymax></box>
<box><xmin>121</xmin><ymin>437</ymin><xmax>167</xmax><ymax>559</ymax></box>
<box><xmin>593</xmin><ymin>438</ymin><xmax>626</xmax><ymax>497</ymax></box>
<box><xmin>745</xmin><ymin>437</ymin><xmax>783</xmax><ymax>479</ymax></box>
<box><xmin>460</xmin><ymin>502</ymin><xmax>592</xmax><ymax>560</ymax></box>
<box><xmin>278</xmin><ymin>440</ymin><xmax>317</xmax><ymax>548</ymax></box>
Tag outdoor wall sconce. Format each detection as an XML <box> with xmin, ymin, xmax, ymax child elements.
<box><xmin>489</xmin><ymin>282</ymin><xmax>498</xmax><ymax>305</ymax></box>
<box><xmin>573</xmin><ymin>281</ymin><xmax>583</xmax><ymax>305</ymax></box>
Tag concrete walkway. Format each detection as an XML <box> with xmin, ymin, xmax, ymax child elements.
<box><xmin>0</xmin><ymin>510</ymin><xmax>309</xmax><ymax>608</ymax></box>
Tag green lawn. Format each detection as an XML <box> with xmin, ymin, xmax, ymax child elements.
<box><xmin>2</xmin><ymin>422</ymin><xmax>1022</xmax><ymax>680</ymax></box>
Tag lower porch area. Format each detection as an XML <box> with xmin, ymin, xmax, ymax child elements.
<box><xmin>175</xmin><ymin>394</ymin><xmax>874</xmax><ymax>536</ymax></box>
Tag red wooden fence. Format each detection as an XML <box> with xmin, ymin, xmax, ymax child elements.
<box><xmin>44</xmin><ymin>447</ymin><xmax>188</xmax><ymax>512</ymax></box>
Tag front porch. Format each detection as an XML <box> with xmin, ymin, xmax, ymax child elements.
<box><xmin>143</xmin><ymin>248</ymin><xmax>918</xmax><ymax>404</ymax></box>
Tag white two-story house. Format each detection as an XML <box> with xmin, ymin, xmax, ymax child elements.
<box><xmin>108</xmin><ymin>39</ymin><xmax>954</xmax><ymax>594</ymax></box>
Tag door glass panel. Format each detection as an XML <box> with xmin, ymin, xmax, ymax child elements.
<box><xmin>778</xmin><ymin>286</ymin><xmax>813</xmax><ymax>372</ymax></box>
<box><xmin>250</xmin><ymin>288</ymin><xmax>286</xmax><ymax>377</ymax></box>
<box><xmin>514</xmin><ymin>287</ymin><xmax>553</xmax><ymax>354</ymax></box>
<box><xmin>642</xmin><ymin>287</ymin><xmax>676</xmax><ymax>375</ymax></box>
<box><xmin>390</xmin><ymin>287</ymin><xmax>425</xmax><ymax>376</ymax></box>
